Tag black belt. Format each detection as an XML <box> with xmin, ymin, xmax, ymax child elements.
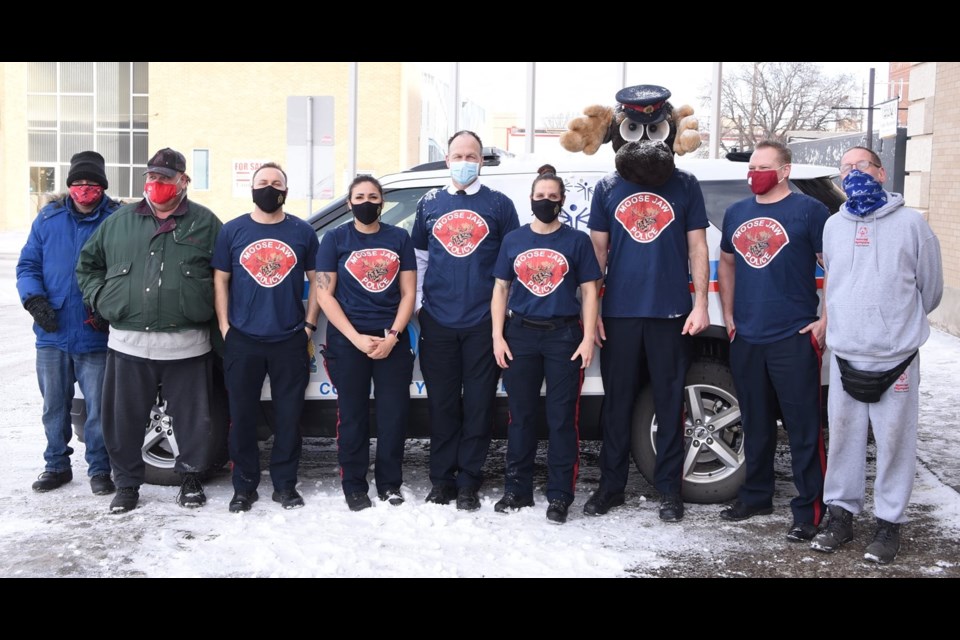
<box><xmin>507</xmin><ymin>310</ymin><xmax>579</xmax><ymax>331</ymax></box>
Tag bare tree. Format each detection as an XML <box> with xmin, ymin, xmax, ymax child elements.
<box><xmin>716</xmin><ymin>62</ymin><xmax>860</xmax><ymax>152</ymax></box>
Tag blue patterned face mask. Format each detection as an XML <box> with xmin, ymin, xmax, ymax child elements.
<box><xmin>449</xmin><ymin>161</ymin><xmax>479</xmax><ymax>187</ymax></box>
<box><xmin>842</xmin><ymin>170</ymin><xmax>887</xmax><ymax>216</ymax></box>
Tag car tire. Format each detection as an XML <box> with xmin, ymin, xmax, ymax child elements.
<box><xmin>631</xmin><ymin>358</ymin><xmax>745</xmax><ymax>504</ymax></box>
<box><xmin>141</xmin><ymin>360</ymin><xmax>230</xmax><ymax>486</ymax></box>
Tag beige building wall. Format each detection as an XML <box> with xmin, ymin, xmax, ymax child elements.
<box><xmin>149</xmin><ymin>62</ymin><xmax>421</xmax><ymax>223</ymax></box>
<box><xmin>0</xmin><ymin>62</ymin><xmax>422</xmax><ymax>231</ymax></box>
<box><xmin>906</xmin><ymin>62</ymin><xmax>960</xmax><ymax>335</ymax></box>
<box><xmin>1</xmin><ymin>63</ymin><xmax>33</xmax><ymax>231</ymax></box>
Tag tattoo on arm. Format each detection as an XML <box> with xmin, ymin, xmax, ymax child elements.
<box><xmin>317</xmin><ymin>272</ymin><xmax>332</xmax><ymax>290</ymax></box>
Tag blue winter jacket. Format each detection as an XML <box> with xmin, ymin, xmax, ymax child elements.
<box><xmin>16</xmin><ymin>194</ymin><xmax>121</xmax><ymax>353</ymax></box>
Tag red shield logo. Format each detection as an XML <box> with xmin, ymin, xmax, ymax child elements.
<box><xmin>614</xmin><ymin>192</ymin><xmax>675</xmax><ymax>243</ymax></box>
<box><xmin>432</xmin><ymin>210</ymin><xmax>490</xmax><ymax>257</ymax></box>
<box><xmin>731</xmin><ymin>217</ymin><xmax>790</xmax><ymax>268</ymax></box>
<box><xmin>514</xmin><ymin>249</ymin><xmax>569</xmax><ymax>297</ymax></box>
<box><xmin>239</xmin><ymin>239</ymin><xmax>298</xmax><ymax>287</ymax></box>
<box><xmin>344</xmin><ymin>248</ymin><xmax>401</xmax><ymax>293</ymax></box>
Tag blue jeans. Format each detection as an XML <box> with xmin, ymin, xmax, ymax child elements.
<box><xmin>36</xmin><ymin>347</ymin><xmax>111</xmax><ymax>477</ymax></box>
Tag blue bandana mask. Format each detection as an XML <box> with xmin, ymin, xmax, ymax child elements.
<box><xmin>450</xmin><ymin>161</ymin><xmax>479</xmax><ymax>187</ymax></box>
<box><xmin>842</xmin><ymin>170</ymin><xmax>887</xmax><ymax>216</ymax></box>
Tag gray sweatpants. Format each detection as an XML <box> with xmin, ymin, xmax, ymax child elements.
<box><xmin>823</xmin><ymin>354</ymin><xmax>920</xmax><ymax>523</ymax></box>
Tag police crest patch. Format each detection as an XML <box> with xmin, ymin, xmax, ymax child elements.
<box><xmin>514</xmin><ymin>249</ymin><xmax>569</xmax><ymax>297</ymax></box>
<box><xmin>345</xmin><ymin>248</ymin><xmax>401</xmax><ymax>293</ymax></box>
<box><xmin>731</xmin><ymin>217</ymin><xmax>790</xmax><ymax>268</ymax></box>
<box><xmin>432</xmin><ymin>210</ymin><xmax>490</xmax><ymax>257</ymax></box>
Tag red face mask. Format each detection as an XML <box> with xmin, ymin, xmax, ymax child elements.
<box><xmin>747</xmin><ymin>169</ymin><xmax>781</xmax><ymax>195</ymax></box>
<box><xmin>144</xmin><ymin>181</ymin><xmax>180</xmax><ymax>205</ymax></box>
<box><xmin>69</xmin><ymin>185</ymin><xmax>103</xmax><ymax>207</ymax></box>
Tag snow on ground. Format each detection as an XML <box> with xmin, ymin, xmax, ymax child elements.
<box><xmin>1</xmin><ymin>230</ymin><xmax>958</xmax><ymax>578</ymax></box>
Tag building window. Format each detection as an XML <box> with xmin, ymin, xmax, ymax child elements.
<box><xmin>27</xmin><ymin>62</ymin><xmax>148</xmax><ymax>198</ymax></box>
<box><xmin>193</xmin><ymin>149</ymin><xmax>210</xmax><ymax>190</ymax></box>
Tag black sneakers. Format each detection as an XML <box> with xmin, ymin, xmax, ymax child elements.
<box><xmin>273</xmin><ymin>488</ymin><xmax>306</xmax><ymax>510</ymax></box>
<box><xmin>345</xmin><ymin>491</ymin><xmax>372</xmax><ymax>511</ymax></box>
<box><xmin>582</xmin><ymin>490</ymin><xmax>625</xmax><ymax>516</ymax></box>
<box><xmin>378</xmin><ymin>489</ymin><xmax>404</xmax><ymax>506</ymax></box>
<box><xmin>456</xmin><ymin>487</ymin><xmax>481</xmax><ymax>511</ymax></box>
<box><xmin>494</xmin><ymin>492</ymin><xmax>534</xmax><ymax>513</ymax></box>
<box><xmin>786</xmin><ymin>522</ymin><xmax>819</xmax><ymax>542</ymax></box>
<box><xmin>110</xmin><ymin>486</ymin><xmax>140</xmax><ymax>513</ymax></box>
<box><xmin>32</xmin><ymin>469</ymin><xmax>73</xmax><ymax>492</ymax></box>
<box><xmin>546</xmin><ymin>499</ymin><xmax>570</xmax><ymax>524</ymax></box>
<box><xmin>810</xmin><ymin>505</ymin><xmax>854</xmax><ymax>553</ymax></box>
<box><xmin>424</xmin><ymin>484</ymin><xmax>458</xmax><ymax>505</ymax></box>
<box><xmin>176</xmin><ymin>473</ymin><xmax>207</xmax><ymax>508</ymax></box>
<box><xmin>659</xmin><ymin>494</ymin><xmax>684</xmax><ymax>522</ymax></box>
<box><xmin>719</xmin><ymin>500</ymin><xmax>773</xmax><ymax>521</ymax></box>
<box><xmin>229</xmin><ymin>490</ymin><xmax>259</xmax><ymax>513</ymax></box>
<box><xmin>864</xmin><ymin>519</ymin><xmax>901</xmax><ymax>564</ymax></box>
<box><xmin>90</xmin><ymin>474</ymin><xmax>116</xmax><ymax>496</ymax></box>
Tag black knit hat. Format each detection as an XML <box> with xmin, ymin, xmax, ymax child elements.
<box><xmin>66</xmin><ymin>151</ymin><xmax>108</xmax><ymax>189</ymax></box>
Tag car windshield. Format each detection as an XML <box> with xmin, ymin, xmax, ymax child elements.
<box><xmin>313</xmin><ymin>186</ymin><xmax>431</xmax><ymax>242</ymax></box>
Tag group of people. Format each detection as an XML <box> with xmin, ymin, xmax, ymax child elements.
<box><xmin>17</xmin><ymin>127</ymin><xmax>942</xmax><ymax>563</ymax></box>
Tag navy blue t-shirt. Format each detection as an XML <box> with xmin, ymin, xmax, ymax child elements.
<box><xmin>493</xmin><ymin>223</ymin><xmax>602</xmax><ymax>320</ymax></box>
<box><xmin>720</xmin><ymin>192</ymin><xmax>829</xmax><ymax>344</ymax></box>
<box><xmin>211</xmin><ymin>213</ymin><xmax>319</xmax><ymax>342</ymax></box>
<box><xmin>412</xmin><ymin>184</ymin><xmax>520</xmax><ymax>328</ymax></box>
<box><xmin>588</xmin><ymin>169</ymin><xmax>708</xmax><ymax>318</ymax></box>
<box><xmin>316</xmin><ymin>221</ymin><xmax>416</xmax><ymax>329</ymax></box>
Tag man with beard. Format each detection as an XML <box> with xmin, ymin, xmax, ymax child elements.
<box><xmin>212</xmin><ymin>162</ymin><xmax>320</xmax><ymax>512</ymax></box>
<box><xmin>584</xmin><ymin>86</ymin><xmax>709</xmax><ymax>522</ymax></box>
<box><xmin>77</xmin><ymin>148</ymin><xmax>222</xmax><ymax>513</ymax></box>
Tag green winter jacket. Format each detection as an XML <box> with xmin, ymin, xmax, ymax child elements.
<box><xmin>76</xmin><ymin>198</ymin><xmax>223</xmax><ymax>333</ymax></box>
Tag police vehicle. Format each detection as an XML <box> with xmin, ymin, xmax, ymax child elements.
<box><xmin>77</xmin><ymin>148</ymin><xmax>844</xmax><ymax>503</ymax></box>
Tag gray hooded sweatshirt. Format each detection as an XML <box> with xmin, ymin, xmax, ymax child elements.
<box><xmin>823</xmin><ymin>191</ymin><xmax>943</xmax><ymax>364</ymax></box>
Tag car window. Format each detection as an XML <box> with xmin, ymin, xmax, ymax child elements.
<box><xmin>312</xmin><ymin>186</ymin><xmax>432</xmax><ymax>242</ymax></box>
<box><xmin>703</xmin><ymin>177</ymin><xmax>846</xmax><ymax>231</ymax></box>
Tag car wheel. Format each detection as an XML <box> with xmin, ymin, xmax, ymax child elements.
<box><xmin>631</xmin><ymin>359</ymin><xmax>745</xmax><ymax>504</ymax></box>
<box><xmin>142</xmin><ymin>400</ymin><xmax>181</xmax><ymax>486</ymax></box>
<box><xmin>140</xmin><ymin>370</ymin><xmax>230</xmax><ymax>487</ymax></box>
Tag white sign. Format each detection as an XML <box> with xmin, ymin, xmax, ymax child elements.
<box><xmin>878</xmin><ymin>97</ymin><xmax>899</xmax><ymax>139</ymax></box>
<box><xmin>232</xmin><ymin>159</ymin><xmax>271</xmax><ymax>197</ymax></box>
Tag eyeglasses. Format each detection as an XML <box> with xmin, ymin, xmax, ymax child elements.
<box><xmin>839</xmin><ymin>160</ymin><xmax>881</xmax><ymax>175</ymax></box>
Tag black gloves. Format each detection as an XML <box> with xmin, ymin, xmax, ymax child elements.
<box><xmin>84</xmin><ymin>308</ymin><xmax>109</xmax><ymax>332</ymax></box>
<box><xmin>24</xmin><ymin>296</ymin><xmax>58</xmax><ymax>333</ymax></box>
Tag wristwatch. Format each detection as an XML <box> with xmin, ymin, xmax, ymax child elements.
<box><xmin>386</xmin><ymin>328</ymin><xmax>400</xmax><ymax>340</ymax></box>
<box><xmin>304</xmin><ymin>321</ymin><xmax>317</xmax><ymax>331</ymax></box>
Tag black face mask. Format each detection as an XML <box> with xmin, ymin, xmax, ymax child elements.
<box><xmin>531</xmin><ymin>198</ymin><xmax>561</xmax><ymax>224</ymax></box>
<box><xmin>352</xmin><ymin>201</ymin><xmax>381</xmax><ymax>225</ymax></box>
<box><xmin>252</xmin><ymin>186</ymin><xmax>287</xmax><ymax>214</ymax></box>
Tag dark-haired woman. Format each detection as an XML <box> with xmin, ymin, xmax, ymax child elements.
<box><xmin>491</xmin><ymin>165</ymin><xmax>602</xmax><ymax>523</ymax></box>
<box><xmin>316</xmin><ymin>176</ymin><xmax>416</xmax><ymax>511</ymax></box>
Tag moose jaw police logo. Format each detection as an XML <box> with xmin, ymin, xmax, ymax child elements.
<box><xmin>432</xmin><ymin>210</ymin><xmax>489</xmax><ymax>257</ymax></box>
<box><xmin>615</xmin><ymin>192</ymin><xmax>675</xmax><ymax>243</ymax></box>
<box><xmin>731</xmin><ymin>217</ymin><xmax>790</xmax><ymax>268</ymax></box>
<box><xmin>345</xmin><ymin>248</ymin><xmax>400</xmax><ymax>293</ymax></box>
<box><xmin>514</xmin><ymin>249</ymin><xmax>569</xmax><ymax>297</ymax></box>
<box><xmin>239</xmin><ymin>239</ymin><xmax>298</xmax><ymax>287</ymax></box>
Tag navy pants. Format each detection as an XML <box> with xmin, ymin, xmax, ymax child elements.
<box><xmin>324</xmin><ymin>325</ymin><xmax>414</xmax><ymax>495</ymax></box>
<box><xmin>730</xmin><ymin>332</ymin><xmax>826</xmax><ymax>525</ymax></box>
<box><xmin>502</xmin><ymin>318</ymin><xmax>584</xmax><ymax>506</ymax></box>
<box><xmin>225</xmin><ymin>329</ymin><xmax>310</xmax><ymax>494</ymax></box>
<box><xmin>598</xmin><ymin>316</ymin><xmax>690</xmax><ymax>496</ymax></box>
<box><xmin>102</xmin><ymin>350</ymin><xmax>214</xmax><ymax>489</ymax></box>
<box><xmin>418</xmin><ymin>307</ymin><xmax>499</xmax><ymax>491</ymax></box>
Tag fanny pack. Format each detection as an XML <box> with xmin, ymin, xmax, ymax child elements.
<box><xmin>835</xmin><ymin>351</ymin><xmax>917</xmax><ymax>403</ymax></box>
